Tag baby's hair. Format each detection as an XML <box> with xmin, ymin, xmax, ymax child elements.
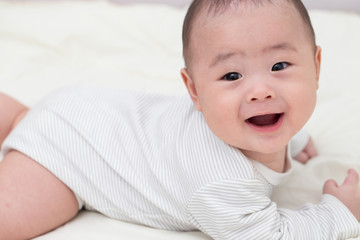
<box><xmin>182</xmin><ymin>0</ymin><xmax>316</xmax><ymax>69</ymax></box>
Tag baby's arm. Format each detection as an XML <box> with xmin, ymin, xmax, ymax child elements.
<box><xmin>188</xmin><ymin>178</ymin><xmax>360</xmax><ymax>239</ymax></box>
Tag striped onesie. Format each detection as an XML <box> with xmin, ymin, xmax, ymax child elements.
<box><xmin>2</xmin><ymin>87</ymin><xmax>359</xmax><ymax>239</ymax></box>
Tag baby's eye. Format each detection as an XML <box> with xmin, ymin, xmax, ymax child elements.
<box><xmin>271</xmin><ymin>62</ymin><xmax>289</xmax><ymax>71</ymax></box>
<box><xmin>222</xmin><ymin>72</ymin><xmax>243</xmax><ymax>81</ymax></box>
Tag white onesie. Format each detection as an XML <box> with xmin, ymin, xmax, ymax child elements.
<box><xmin>2</xmin><ymin>87</ymin><xmax>359</xmax><ymax>239</ymax></box>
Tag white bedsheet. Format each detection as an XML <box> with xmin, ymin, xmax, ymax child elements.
<box><xmin>0</xmin><ymin>1</ymin><xmax>360</xmax><ymax>239</ymax></box>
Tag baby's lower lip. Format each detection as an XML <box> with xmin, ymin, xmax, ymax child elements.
<box><xmin>245</xmin><ymin>113</ymin><xmax>284</xmax><ymax>133</ymax></box>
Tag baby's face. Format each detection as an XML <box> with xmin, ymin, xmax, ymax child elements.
<box><xmin>182</xmin><ymin>2</ymin><xmax>321</xmax><ymax>159</ymax></box>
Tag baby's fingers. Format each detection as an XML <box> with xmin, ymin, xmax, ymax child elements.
<box><xmin>294</xmin><ymin>152</ymin><xmax>309</xmax><ymax>164</ymax></box>
<box><xmin>323</xmin><ymin>179</ymin><xmax>338</xmax><ymax>194</ymax></box>
<box><xmin>343</xmin><ymin>169</ymin><xmax>359</xmax><ymax>186</ymax></box>
<box><xmin>304</xmin><ymin>138</ymin><xmax>318</xmax><ymax>158</ymax></box>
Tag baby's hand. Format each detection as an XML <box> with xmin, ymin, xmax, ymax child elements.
<box><xmin>294</xmin><ymin>137</ymin><xmax>318</xmax><ymax>164</ymax></box>
<box><xmin>323</xmin><ymin>169</ymin><xmax>360</xmax><ymax>221</ymax></box>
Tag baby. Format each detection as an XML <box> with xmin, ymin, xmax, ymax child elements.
<box><xmin>1</xmin><ymin>0</ymin><xmax>360</xmax><ymax>239</ymax></box>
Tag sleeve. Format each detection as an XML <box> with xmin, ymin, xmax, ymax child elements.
<box><xmin>187</xmin><ymin>179</ymin><xmax>360</xmax><ymax>240</ymax></box>
<box><xmin>289</xmin><ymin>129</ymin><xmax>310</xmax><ymax>158</ymax></box>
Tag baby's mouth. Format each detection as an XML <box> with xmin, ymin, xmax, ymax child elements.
<box><xmin>246</xmin><ymin>113</ymin><xmax>283</xmax><ymax>127</ymax></box>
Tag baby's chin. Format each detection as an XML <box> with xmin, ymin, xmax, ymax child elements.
<box><xmin>237</xmin><ymin>139</ymin><xmax>290</xmax><ymax>160</ymax></box>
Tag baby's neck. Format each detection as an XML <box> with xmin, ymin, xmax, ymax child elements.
<box><xmin>242</xmin><ymin>148</ymin><xmax>287</xmax><ymax>173</ymax></box>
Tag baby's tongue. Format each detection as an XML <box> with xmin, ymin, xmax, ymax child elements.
<box><xmin>247</xmin><ymin>114</ymin><xmax>280</xmax><ymax>126</ymax></box>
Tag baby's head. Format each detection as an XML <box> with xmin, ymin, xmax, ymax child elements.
<box><xmin>180</xmin><ymin>0</ymin><xmax>321</xmax><ymax>161</ymax></box>
<box><xmin>182</xmin><ymin>0</ymin><xmax>316</xmax><ymax>71</ymax></box>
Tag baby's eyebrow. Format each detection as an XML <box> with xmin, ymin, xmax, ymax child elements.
<box><xmin>209</xmin><ymin>42</ymin><xmax>297</xmax><ymax>68</ymax></box>
<box><xmin>262</xmin><ymin>42</ymin><xmax>298</xmax><ymax>53</ymax></box>
<box><xmin>209</xmin><ymin>51</ymin><xmax>246</xmax><ymax>68</ymax></box>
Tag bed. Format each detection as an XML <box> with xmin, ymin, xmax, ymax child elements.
<box><xmin>0</xmin><ymin>0</ymin><xmax>360</xmax><ymax>239</ymax></box>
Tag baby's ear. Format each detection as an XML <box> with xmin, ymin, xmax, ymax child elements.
<box><xmin>180</xmin><ymin>68</ymin><xmax>202</xmax><ymax>111</ymax></box>
<box><xmin>315</xmin><ymin>46</ymin><xmax>322</xmax><ymax>88</ymax></box>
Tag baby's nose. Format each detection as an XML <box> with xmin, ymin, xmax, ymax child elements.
<box><xmin>249</xmin><ymin>94</ymin><xmax>273</xmax><ymax>102</ymax></box>
<box><xmin>246</xmin><ymin>85</ymin><xmax>276</xmax><ymax>103</ymax></box>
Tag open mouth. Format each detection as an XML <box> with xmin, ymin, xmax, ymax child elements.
<box><xmin>246</xmin><ymin>113</ymin><xmax>283</xmax><ymax>127</ymax></box>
